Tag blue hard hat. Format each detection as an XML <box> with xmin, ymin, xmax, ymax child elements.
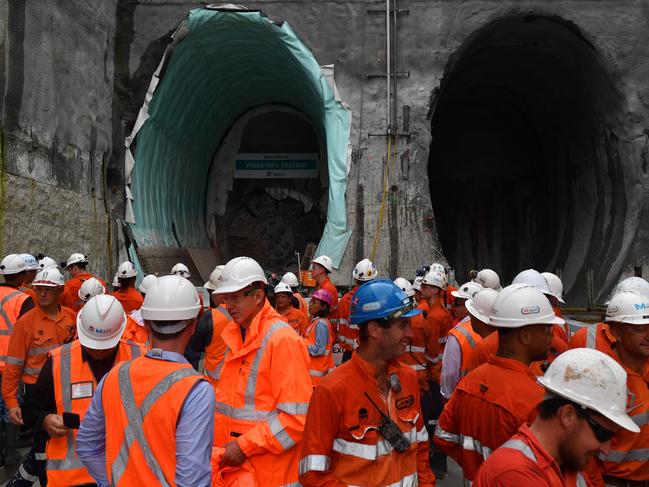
<box><xmin>350</xmin><ymin>279</ymin><xmax>422</xmax><ymax>325</ymax></box>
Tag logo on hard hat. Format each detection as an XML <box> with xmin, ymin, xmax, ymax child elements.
<box><xmin>521</xmin><ymin>306</ymin><xmax>540</xmax><ymax>315</ymax></box>
<box><xmin>634</xmin><ymin>303</ymin><xmax>648</xmax><ymax>311</ymax></box>
<box><xmin>362</xmin><ymin>302</ymin><xmax>381</xmax><ymax>312</ymax></box>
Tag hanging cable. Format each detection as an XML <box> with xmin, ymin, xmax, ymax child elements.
<box><xmin>370</xmin><ymin>131</ymin><xmax>398</xmax><ymax>262</ymax></box>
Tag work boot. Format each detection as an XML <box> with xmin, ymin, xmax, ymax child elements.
<box><xmin>0</xmin><ymin>421</ymin><xmax>5</xmax><ymax>467</ymax></box>
<box><xmin>4</xmin><ymin>422</ymin><xmax>22</xmax><ymax>466</ymax></box>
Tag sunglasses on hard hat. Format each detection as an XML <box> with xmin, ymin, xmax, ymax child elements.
<box><xmin>387</xmin><ymin>303</ymin><xmax>415</xmax><ymax>320</ymax></box>
<box><xmin>583</xmin><ymin>413</ymin><xmax>616</xmax><ymax>443</ymax></box>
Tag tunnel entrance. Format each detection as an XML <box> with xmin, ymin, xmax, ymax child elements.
<box><xmin>429</xmin><ymin>14</ymin><xmax>629</xmax><ymax>301</ymax></box>
<box><xmin>206</xmin><ymin>105</ymin><xmax>327</xmax><ymax>271</ymax></box>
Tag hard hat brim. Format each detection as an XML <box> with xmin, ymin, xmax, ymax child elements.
<box><xmin>489</xmin><ymin>313</ymin><xmax>565</xmax><ymax>328</ymax></box>
<box><xmin>402</xmin><ymin>308</ymin><xmax>422</xmax><ymax>318</ymax></box>
<box><xmin>450</xmin><ymin>290</ymin><xmax>470</xmax><ymax>300</ymax></box>
<box><xmin>537</xmin><ymin>376</ymin><xmax>641</xmax><ymax>433</ymax></box>
<box><xmin>465</xmin><ymin>300</ymin><xmax>490</xmax><ymax>323</ymax></box>
<box><xmin>32</xmin><ymin>281</ymin><xmax>64</xmax><ymax>288</ymax></box>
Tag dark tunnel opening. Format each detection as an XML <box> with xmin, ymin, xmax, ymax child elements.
<box><xmin>429</xmin><ymin>14</ymin><xmax>628</xmax><ymax>301</ymax></box>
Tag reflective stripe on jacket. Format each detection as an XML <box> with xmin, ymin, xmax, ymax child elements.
<box><xmin>204</xmin><ymin>306</ymin><xmax>232</xmax><ymax>387</ymax></box>
<box><xmin>399</xmin><ymin>305</ymin><xmax>440</xmax><ymax>391</ymax></box>
<box><xmin>214</xmin><ymin>300</ymin><xmax>312</xmax><ymax>486</ymax></box>
<box><xmin>102</xmin><ymin>354</ymin><xmax>202</xmax><ymax>486</ymax></box>
<box><xmin>46</xmin><ymin>339</ymin><xmax>144</xmax><ymax>486</ymax></box>
<box><xmin>336</xmin><ymin>288</ymin><xmax>357</xmax><ymax>352</ymax></box>
<box><xmin>298</xmin><ymin>352</ymin><xmax>435</xmax><ymax>486</ymax></box>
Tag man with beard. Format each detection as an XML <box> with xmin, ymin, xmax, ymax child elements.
<box><xmin>474</xmin><ymin>348</ymin><xmax>639</xmax><ymax>486</ymax></box>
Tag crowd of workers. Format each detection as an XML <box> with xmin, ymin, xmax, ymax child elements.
<box><xmin>0</xmin><ymin>250</ymin><xmax>645</xmax><ymax>486</ymax></box>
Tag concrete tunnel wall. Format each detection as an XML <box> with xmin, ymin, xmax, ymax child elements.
<box><xmin>1</xmin><ymin>1</ymin><xmax>649</xmax><ymax>303</ymax></box>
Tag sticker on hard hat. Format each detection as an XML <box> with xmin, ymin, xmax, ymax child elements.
<box><xmin>362</xmin><ymin>302</ymin><xmax>381</xmax><ymax>312</ymax></box>
<box><xmin>634</xmin><ymin>303</ymin><xmax>648</xmax><ymax>311</ymax></box>
<box><xmin>88</xmin><ymin>326</ymin><xmax>111</xmax><ymax>334</ymax></box>
<box><xmin>521</xmin><ymin>306</ymin><xmax>540</xmax><ymax>315</ymax></box>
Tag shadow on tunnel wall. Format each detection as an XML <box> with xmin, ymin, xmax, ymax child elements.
<box><xmin>428</xmin><ymin>13</ymin><xmax>638</xmax><ymax>304</ymax></box>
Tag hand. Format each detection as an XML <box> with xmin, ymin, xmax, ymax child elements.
<box><xmin>43</xmin><ymin>414</ymin><xmax>68</xmax><ymax>437</ymax></box>
<box><xmin>219</xmin><ymin>440</ymin><xmax>246</xmax><ymax>467</ymax></box>
<box><xmin>8</xmin><ymin>407</ymin><xmax>23</xmax><ymax>426</ymax></box>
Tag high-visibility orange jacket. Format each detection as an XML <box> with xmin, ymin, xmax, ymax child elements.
<box><xmin>569</xmin><ymin>323</ymin><xmax>616</xmax><ymax>357</ymax></box>
<box><xmin>0</xmin><ymin>286</ymin><xmax>31</xmax><ymax>370</ymax></box>
<box><xmin>102</xmin><ymin>353</ymin><xmax>203</xmax><ymax>486</ymax></box>
<box><xmin>203</xmin><ymin>306</ymin><xmax>232</xmax><ymax>387</ymax></box>
<box><xmin>19</xmin><ymin>285</ymin><xmax>38</xmax><ymax>306</ymax></box>
<box><xmin>399</xmin><ymin>305</ymin><xmax>440</xmax><ymax>391</ymax></box>
<box><xmin>60</xmin><ymin>273</ymin><xmax>107</xmax><ymax>311</ymax></box>
<box><xmin>598</xmin><ymin>356</ymin><xmax>649</xmax><ymax>481</ymax></box>
<box><xmin>46</xmin><ymin>339</ymin><xmax>145</xmax><ymax>486</ymax></box>
<box><xmin>473</xmin><ymin>423</ymin><xmax>591</xmax><ymax>486</ymax></box>
<box><xmin>336</xmin><ymin>287</ymin><xmax>358</xmax><ymax>352</ymax></box>
<box><xmin>305</xmin><ymin>317</ymin><xmax>334</xmax><ymax>385</ymax></box>
<box><xmin>447</xmin><ymin>319</ymin><xmax>483</xmax><ymax>380</ymax></box>
<box><xmin>3</xmin><ymin>305</ymin><xmax>76</xmax><ymax>408</ymax></box>
<box><xmin>467</xmin><ymin>329</ymin><xmax>568</xmax><ymax>376</ymax></box>
<box><xmin>298</xmin><ymin>352</ymin><xmax>436</xmax><ymax>486</ymax></box>
<box><xmin>444</xmin><ymin>285</ymin><xmax>457</xmax><ymax>313</ymax></box>
<box><xmin>316</xmin><ymin>277</ymin><xmax>339</xmax><ymax>328</ymax></box>
<box><xmin>111</xmin><ymin>286</ymin><xmax>144</xmax><ymax>315</ymax></box>
<box><xmin>294</xmin><ymin>292</ymin><xmax>309</xmax><ymax>323</ymax></box>
<box><xmin>122</xmin><ymin>310</ymin><xmax>151</xmax><ymax>348</ymax></box>
<box><xmin>434</xmin><ymin>355</ymin><xmax>545</xmax><ymax>480</ymax></box>
<box><xmin>278</xmin><ymin>305</ymin><xmax>309</xmax><ymax>336</ymax></box>
<box><xmin>214</xmin><ymin>300</ymin><xmax>312</xmax><ymax>486</ymax></box>
<box><xmin>426</xmin><ymin>299</ymin><xmax>452</xmax><ymax>382</ymax></box>
<box><xmin>552</xmin><ymin>306</ymin><xmax>571</xmax><ymax>343</ymax></box>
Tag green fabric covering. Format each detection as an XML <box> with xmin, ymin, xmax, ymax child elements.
<box><xmin>130</xmin><ymin>7</ymin><xmax>352</xmax><ymax>267</ymax></box>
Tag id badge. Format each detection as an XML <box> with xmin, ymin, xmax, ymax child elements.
<box><xmin>71</xmin><ymin>382</ymin><xmax>94</xmax><ymax>399</ymax></box>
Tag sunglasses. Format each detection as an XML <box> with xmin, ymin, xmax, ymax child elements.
<box><xmin>584</xmin><ymin>414</ymin><xmax>616</xmax><ymax>443</ymax></box>
<box><xmin>387</xmin><ymin>303</ymin><xmax>415</xmax><ymax>320</ymax></box>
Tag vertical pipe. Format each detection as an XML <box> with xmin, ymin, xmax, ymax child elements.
<box><xmin>386</xmin><ymin>0</ymin><xmax>391</xmax><ymax>134</ymax></box>
<box><xmin>392</xmin><ymin>0</ymin><xmax>398</xmax><ymax>132</ymax></box>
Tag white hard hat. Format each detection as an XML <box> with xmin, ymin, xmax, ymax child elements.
<box><xmin>541</xmin><ymin>272</ymin><xmax>565</xmax><ymax>304</ymax></box>
<box><xmin>77</xmin><ymin>295</ymin><xmax>126</xmax><ymax>350</ymax></box>
<box><xmin>612</xmin><ymin>277</ymin><xmax>649</xmax><ymax>298</ymax></box>
<box><xmin>281</xmin><ymin>271</ymin><xmax>299</xmax><ymax>288</ymax></box>
<box><xmin>117</xmin><ymin>261</ymin><xmax>137</xmax><ymax>278</ymax></box>
<box><xmin>451</xmin><ymin>281</ymin><xmax>483</xmax><ymax>300</ymax></box>
<box><xmin>138</xmin><ymin>274</ymin><xmax>158</xmax><ymax>294</ymax></box>
<box><xmin>538</xmin><ymin>348</ymin><xmax>639</xmax><ymax>433</ymax></box>
<box><xmin>412</xmin><ymin>276</ymin><xmax>424</xmax><ymax>291</ymax></box>
<box><xmin>605</xmin><ymin>290</ymin><xmax>649</xmax><ymax>325</ymax></box>
<box><xmin>39</xmin><ymin>256</ymin><xmax>58</xmax><ymax>270</ymax></box>
<box><xmin>466</xmin><ymin>288</ymin><xmax>499</xmax><ymax>323</ymax></box>
<box><xmin>207</xmin><ymin>265</ymin><xmax>225</xmax><ymax>291</ymax></box>
<box><xmin>32</xmin><ymin>268</ymin><xmax>65</xmax><ymax>287</ymax></box>
<box><xmin>216</xmin><ymin>256</ymin><xmax>267</xmax><ymax>294</ymax></box>
<box><xmin>141</xmin><ymin>275</ymin><xmax>200</xmax><ymax>322</ymax></box>
<box><xmin>0</xmin><ymin>254</ymin><xmax>28</xmax><ymax>275</ymax></box>
<box><xmin>421</xmin><ymin>270</ymin><xmax>447</xmax><ymax>290</ymax></box>
<box><xmin>20</xmin><ymin>254</ymin><xmax>40</xmax><ymax>271</ymax></box>
<box><xmin>474</xmin><ymin>268</ymin><xmax>501</xmax><ymax>291</ymax></box>
<box><xmin>394</xmin><ymin>277</ymin><xmax>415</xmax><ymax>298</ymax></box>
<box><xmin>78</xmin><ymin>277</ymin><xmax>105</xmax><ymax>302</ymax></box>
<box><xmin>353</xmin><ymin>258</ymin><xmax>378</xmax><ymax>282</ymax></box>
<box><xmin>512</xmin><ymin>269</ymin><xmax>551</xmax><ymax>294</ymax></box>
<box><xmin>64</xmin><ymin>253</ymin><xmax>88</xmax><ymax>268</ymax></box>
<box><xmin>489</xmin><ymin>284</ymin><xmax>564</xmax><ymax>328</ymax></box>
<box><xmin>274</xmin><ymin>282</ymin><xmax>293</xmax><ymax>294</ymax></box>
<box><xmin>430</xmin><ymin>263</ymin><xmax>446</xmax><ymax>275</ymax></box>
<box><xmin>112</xmin><ymin>274</ymin><xmax>120</xmax><ymax>288</ymax></box>
<box><xmin>171</xmin><ymin>263</ymin><xmax>191</xmax><ymax>278</ymax></box>
<box><xmin>312</xmin><ymin>255</ymin><xmax>333</xmax><ymax>273</ymax></box>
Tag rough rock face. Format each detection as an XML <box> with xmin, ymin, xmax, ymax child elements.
<box><xmin>1</xmin><ymin>0</ymin><xmax>649</xmax><ymax>303</ymax></box>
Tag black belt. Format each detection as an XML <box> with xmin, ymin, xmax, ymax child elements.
<box><xmin>604</xmin><ymin>476</ymin><xmax>649</xmax><ymax>487</ymax></box>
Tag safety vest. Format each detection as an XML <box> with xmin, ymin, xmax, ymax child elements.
<box><xmin>102</xmin><ymin>352</ymin><xmax>202</xmax><ymax>486</ymax></box>
<box><xmin>305</xmin><ymin>317</ymin><xmax>334</xmax><ymax>385</ymax></box>
<box><xmin>0</xmin><ymin>287</ymin><xmax>28</xmax><ymax>368</ymax></box>
<box><xmin>336</xmin><ymin>287</ymin><xmax>357</xmax><ymax>352</ymax></box>
<box><xmin>448</xmin><ymin>319</ymin><xmax>482</xmax><ymax>379</ymax></box>
<box><xmin>598</xmin><ymin>358</ymin><xmax>649</xmax><ymax>480</ymax></box>
<box><xmin>46</xmin><ymin>339</ymin><xmax>144</xmax><ymax>486</ymax></box>
<box><xmin>204</xmin><ymin>306</ymin><xmax>232</xmax><ymax>386</ymax></box>
<box><xmin>214</xmin><ymin>301</ymin><xmax>312</xmax><ymax>487</ymax></box>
